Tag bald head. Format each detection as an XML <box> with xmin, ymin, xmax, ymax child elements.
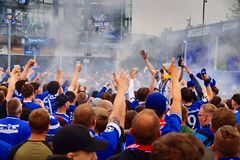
<box><xmin>131</xmin><ymin>109</ymin><xmax>160</xmax><ymax>145</ymax></box>
<box><xmin>73</xmin><ymin>103</ymin><xmax>96</xmax><ymax>128</ymax></box>
<box><xmin>96</xmin><ymin>100</ymin><xmax>113</xmax><ymax>112</ymax></box>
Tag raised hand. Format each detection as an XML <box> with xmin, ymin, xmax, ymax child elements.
<box><xmin>130</xmin><ymin>68</ymin><xmax>138</xmax><ymax>79</ymax></box>
<box><xmin>115</xmin><ymin>71</ymin><xmax>129</xmax><ymax>92</ymax></box>
<box><xmin>76</xmin><ymin>64</ymin><xmax>82</xmax><ymax>72</ymax></box>
<box><xmin>27</xmin><ymin>59</ymin><xmax>36</xmax><ymax>67</ymax></box>
<box><xmin>140</xmin><ymin>50</ymin><xmax>148</xmax><ymax>60</ymax></box>
<box><xmin>166</xmin><ymin>58</ymin><xmax>178</xmax><ymax>78</ymax></box>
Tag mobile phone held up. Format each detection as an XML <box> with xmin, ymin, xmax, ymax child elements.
<box><xmin>178</xmin><ymin>56</ymin><xmax>183</xmax><ymax>67</ymax></box>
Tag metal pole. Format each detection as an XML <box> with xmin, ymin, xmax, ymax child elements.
<box><xmin>34</xmin><ymin>53</ymin><xmax>37</xmax><ymax>61</ymax></box>
<box><xmin>202</xmin><ymin>0</ymin><xmax>207</xmax><ymax>27</ymax></box>
<box><xmin>184</xmin><ymin>41</ymin><xmax>188</xmax><ymax>66</ymax></box>
<box><xmin>7</xmin><ymin>19</ymin><xmax>12</xmax><ymax>69</ymax></box>
<box><xmin>214</xmin><ymin>36</ymin><xmax>218</xmax><ymax>71</ymax></box>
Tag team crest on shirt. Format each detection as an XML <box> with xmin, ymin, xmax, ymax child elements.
<box><xmin>105</xmin><ymin>126</ymin><xmax>114</xmax><ymax>133</ymax></box>
<box><xmin>89</xmin><ymin>131</ymin><xmax>94</xmax><ymax>137</ymax></box>
<box><xmin>0</xmin><ymin>124</ymin><xmax>19</xmax><ymax>133</ymax></box>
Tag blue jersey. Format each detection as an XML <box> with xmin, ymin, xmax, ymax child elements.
<box><xmin>218</xmin><ymin>158</ymin><xmax>240</xmax><ymax>160</ymax></box>
<box><xmin>23</xmin><ymin>102</ymin><xmax>41</xmax><ymax>111</ymax></box>
<box><xmin>35</xmin><ymin>91</ymin><xmax>49</xmax><ymax>101</ymax></box>
<box><xmin>92</xmin><ymin>122</ymin><xmax>121</xmax><ymax>160</ymax></box>
<box><xmin>125</xmin><ymin>132</ymin><xmax>135</xmax><ymax>148</ymax></box>
<box><xmin>186</xmin><ymin>98</ymin><xmax>208</xmax><ymax>131</ymax></box>
<box><xmin>67</xmin><ymin>104</ymin><xmax>76</xmax><ymax>123</ymax></box>
<box><xmin>46</xmin><ymin>115</ymin><xmax>61</xmax><ymax>142</ymax></box>
<box><xmin>194</xmin><ymin>125</ymin><xmax>214</xmax><ymax>147</ymax></box>
<box><xmin>161</xmin><ymin>113</ymin><xmax>182</xmax><ymax>135</ymax></box>
<box><xmin>235</xmin><ymin>110</ymin><xmax>240</xmax><ymax>124</ymax></box>
<box><xmin>13</xmin><ymin>90</ymin><xmax>23</xmax><ymax>101</ymax></box>
<box><xmin>43</xmin><ymin>94</ymin><xmax>58</xmax><ymax>114</ymax></box>
<box><xmin>0</xmin><ymin>116</ymin><xmax>31</xmax><ymax>146</ymax></box>
<box><xmin>53</xmin><ymin>113</ymin><xmax>70</xmax><ymax>125</ymax></box>
<box><xmin>0</xmin><ymin>140</ymin><xmax>12</xmax><ymax>160</ymax></box>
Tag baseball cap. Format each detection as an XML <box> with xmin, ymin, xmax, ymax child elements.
<box><xmin>55</xmin><ymin>94</ymin><xmax>69</xmax><ymax>107</ymax></box>
<box><xmin>53</xmin><ymin>124</ymin><xmax>108</xmax><ymax>154</ymax></box>
<box><xmin>145</xmin><ymin>92</ymin><xmax>167</xmax><ymax>116</ymax></box>
<box><xmin>187</xmin><ymin>80</ymin><xmax>195</xmax><ymax>88</ymax></box>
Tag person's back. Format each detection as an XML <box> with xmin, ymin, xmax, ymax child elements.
<box><xmin>151</xmin><ymin>133</ymin><xmax>205</xmax><ymax>160</ymax></box>
<box><xmin>21</xmin><ymin>84</ymin><xmax>42</xmax><ymax>111</ymax></box>
<box><xmin>0</xmin><ymin>98</ymin><xmax>31</xmax><ymax>146</ymax></box>
<box><xmin>0</xmin><ymin>140</ymin><xmax>12</xmax><ymax>160</ymax></box>
<box><xmin>10</xmin><ymin>140</ymin><xmax>52</xmax><ymax>160</ymax></box>
<box><xmin>8</xmin><ymin>108</ymin><xmax>53</xmax><ymax>160</ymax></box>
<box><xmin>108</xmin><ymin>109</ymin><xmax>160</xmax><ymax>160</ymax></box>
<box><xmin>43</xmin><ymin>81</ymin><xmax>60</xmax><ymax>114</ymax></box>
<box><xmin>73</xmin><ymin>103</ymin><xmax>122</xmax><ymax>160</ymax></box>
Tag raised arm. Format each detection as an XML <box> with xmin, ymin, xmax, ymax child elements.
<box><xmin>167</xmin><ymin>58</ymin><xmax>182</xmax><ymax>117</ymax></box>
<box><xmin>6</xmin><ymin>67</ymin><xmax>20</xmax><ymax>101</ymax></box>
<box><xmin>109</xmin><ymin>71</ymin><xmax>129</xmax><ymax>128</ymax></box>
<box><xmin>140</xmin><ymin>50</ymin><xmax>157</xmax><ymax>75</ymax></box>
<box><xmin>55</xmin><ymin>69</ymin><xmax>63</xmax><ymax>84</ymax></box>
<box><xmin>202</xmin><ymin>74</ymin><xmax>214</xmax><ymax>102</ymax></box>
<box><xmin>149</xmin><ymin>75</ymin><xmax>155</xmax><ymax>93</ymax></box>
<box><xmin>128</xmin><ymin>68</ymin><xmax>137</xmax><ymax>102</ymax></box>
<box><xmin>68</xmin><ymin>64</ymin><xmax>82</xmax><ymax>92</ymax></box>
<box><xmin>184</xmin><ymin>65</ymin><xmax>204</xmax><ymax>99</ymax></box>
<box><xmin>178</xmin><ymin>66</ymin><xmax>184</xmax><ymax>82</ymax></box>
<box><xmin>20</xmin><ymin>59</ymin><xmax>35</xmax><ymax>80</ymax></box>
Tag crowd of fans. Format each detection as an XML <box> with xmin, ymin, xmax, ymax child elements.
<box><xmin>0</xmin><ymin>50</ymin><xmax>239</xmax><ymax>160</ymax></box>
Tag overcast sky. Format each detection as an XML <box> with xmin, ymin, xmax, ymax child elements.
<box><xmin>132</xmin><ymin>0</ymin><xmax>235</xmax><ymax>35</ymax></box>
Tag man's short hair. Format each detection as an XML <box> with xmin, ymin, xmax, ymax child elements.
<box><xmin>7</xmin><ymin>98</ymin><xmax>22</xmax><ymax>116</ymax></box>
<box><xmin>21</xmin><ymin>84</ymin><xmax>34</xmax><ymax>98</ymax></box>
<box><xmin>76</xmin><ymin>92</ymin><xmax>87</xmax><ymax>105</ymax></box>
<box><xmin>210</xmin><ymin>96</ymin><xmax>222</xmax><ymax>106</ymax></box>
<box><xmin>30</xmin><ymin>82</ymin><xmax>41</xmax><ymax>92</ymax></box>
<box><xmin>225</xmin><ymin>99</ymin><xmax>233</xmax><ymax>110</ymax></box>
<box><xmin>232</xmin><ymin>93</ymin><xmax>240</xmax><ymax>105</ymax></box>
<box><xmin>65</xmin><ymin>91</ymin><xmax>76</xmax><ymax>103</ymax></box>
<box><xmin>15</xmin><ymin>80</ymin><xmax>27</xmax><ymax>93</ymax></box>
<box><xmin>181</xmin><ymin>87</ymin><xmax>194</xmax><ymax>103</ymax></box>
<box><xmin>99</xmin><ymin>92</ymin><xmax>111</xmax><ymax>101</ymax></box>
<box><xmin>136</xmin><ymin>87</ymin><xmax>150</xmax><ymax>102</ymax></box>
<box><xmin>201</xmin><ymin>103</ymin><xmax>217</xmax><ymax>114</ymax></box>
<box><xmin>29</xmin><ymin>108</ymin><xmax>50</xmax><ymax>134</ymax></box>
<box><xmin>211</xmin><ymin>108</ymin><xmax>236</xmax><ymax>132</ymax></box>
<box><xmin>96</xmin><ymin>100</ymin><xmax>113</xmax><ymax>113</ymax></box>
<box><xmin>131</xmin><ymin>109</ymin><xmax>159</xmax><ymax>145</ymax></box>
<box><xmin>47</xmin><ymin>81</ymin><xmax>60</xmax><ymax>95</ymax></box>
<box><xmin>94</xmin><ymin>107</ymin><xmax>109</xmax><ymax>133</ymax></box>
<box><xmin>214</xmin><ymin>125</ymin><xmax>240</xmax><ymax>158</ymax></box>
<box><xmin>0</xmin><ymin>86</ymin><xmax>7</xmax><ymax>103</ymax></box>
<box><xmin>125</xmin><ymin>110</ymin><xmax>137</xmax><ymax>130</ymax></box>
<box><xmin>73</xmin><ymin>103</ymin><xmax>96</xmax><ymax>128</ymax></box>
<box><xmin>211</xmin><ymin>86</ymin><xmax>219</xmax><ymax>95</ymax></box>
<box><xmin>151</xmin><ymin>133</ymin><xmax>205</xmax><ymax>160</ymax></box>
